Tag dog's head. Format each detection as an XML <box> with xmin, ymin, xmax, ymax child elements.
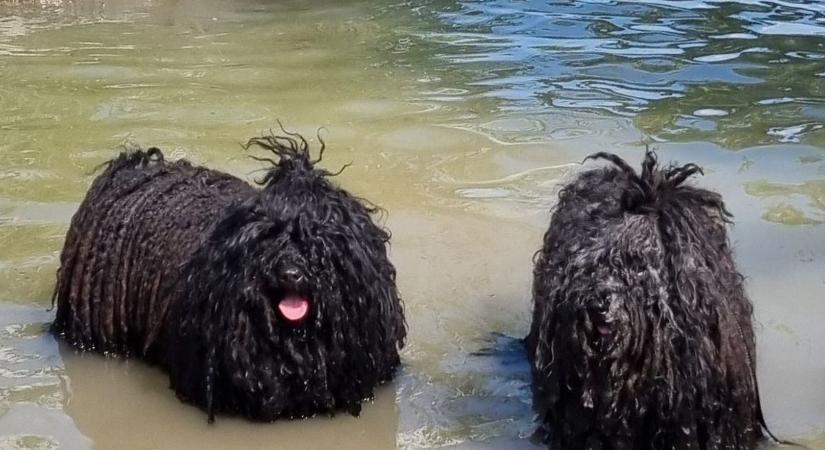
<box><xmin>169</xmin><ymin>129</ymin><xmax>405</xmax><ymax>421</ymax></box>
<box><xmin>564</xmin><ymin>151</ymin><xmax>734</xmax><ymax>363</ymax></box>
<box><xmin>530</xmin><ymin>151</ymin><xmax>758</xmax><ymax>447</ymax></box>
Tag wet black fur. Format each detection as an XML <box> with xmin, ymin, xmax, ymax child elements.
<box><xmin>526</xmin><ymin>151</ymin><xmax>773</xmax><ymax>450</ymax></box>
<box><xmin>51</xmin><ymin>131</ymin><xmax>406</xmax><ymax>422</ymax></box>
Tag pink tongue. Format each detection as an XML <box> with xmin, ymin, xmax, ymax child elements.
<box><xmin>278</xmin><ymin>296</ymin><xmax>309</xmax><ymax>322</ymax></box>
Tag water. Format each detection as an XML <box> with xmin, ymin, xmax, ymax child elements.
<box><xmin>0</xmin><ymin>0</ymin><xmax>823</xmax><ymax>448</ymax></box>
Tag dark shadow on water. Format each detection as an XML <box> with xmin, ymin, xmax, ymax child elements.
<box><xmin>396</xmin><ymin>329</ymin><xmax>541</xmax><ymax>450</ymax></box>
<box><xmin>470</xmin><ymin>332</ymin><xmax>530</xmax><ymax>377</ymax></box>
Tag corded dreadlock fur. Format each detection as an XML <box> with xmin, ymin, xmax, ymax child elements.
<box><xmin>526</xmin><ymin>151</ymin><xmax>774</xmax><ymax>450</ymax></box>
<box><xmin>51</xmin><ymin>129</ymin><xmax>406</xmax><ymax>422</ymax></box>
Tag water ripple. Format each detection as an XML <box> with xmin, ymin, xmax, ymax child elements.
<box><xmin>406</xmin><ymin>0</ymin><xmax>825</xmax><ymax>146</ymax></box>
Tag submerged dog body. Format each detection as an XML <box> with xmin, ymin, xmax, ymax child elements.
<box><xmin>527</xmin><ymin>152</ymin><xmax>767</xmax><ymax>449</ymax></box>
<box><xmin>52</xmin><ymin>134</ymin><xmax>406</xmax><ymax>421</ymax></box>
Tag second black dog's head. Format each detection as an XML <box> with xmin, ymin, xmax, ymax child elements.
<box><xmin>529</xmin><ymin>151</ymin><xmax>759</xmax><ymax>448</ymax></box>
<box><xmin>167</xmin><ymin>130</ymin><xmax>406</xmax><ymax>422</ymax></box>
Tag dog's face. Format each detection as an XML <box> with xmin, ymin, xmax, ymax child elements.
<box><xmin>169</xmin><ymin>162</ymin><xmax>405</xmax><ymax>421</ymax></box>
<box><xmin>533</xmin><ymin>195</ymin><xmax>692</xmax><ymax>419</ymax></box>
<box><xmin>251</xmin><ymin>211</ymin><xmax>336</xmax><ymax>334</ymax></box>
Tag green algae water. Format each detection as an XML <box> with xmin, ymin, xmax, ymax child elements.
<box><xmin>1</xmin><ymin>1</ymin><xmax>824</xmax><ymax>448</ymax></box>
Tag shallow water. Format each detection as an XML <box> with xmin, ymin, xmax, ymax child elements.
<box><xmin>0</xmin><ymin>1</ymin><xmax>823</xmax><ymax>449</ymax></box>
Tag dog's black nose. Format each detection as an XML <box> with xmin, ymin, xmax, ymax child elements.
<box><xmin>278</xmin><ymin>267</ymin><xmax>305</xmax><ymax>287</ymax></box>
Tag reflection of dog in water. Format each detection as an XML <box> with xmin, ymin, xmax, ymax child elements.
<box><xmin>59</xmin><ymin>347</ymin><xmax>400</xmax><ymax>450</ymax></box>
<box><xmin>527</xmin><ymin>152</ymin><xmax>777</xmax><ymax>449</ymax></box>
<box><xmin>51</xmin><ymin>129</ymin><xmax>406</xmax><ymax>422</ymax></box>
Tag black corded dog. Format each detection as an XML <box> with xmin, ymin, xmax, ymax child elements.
<box><xmin>52</xmin><ymin>129</ymin><xmax>406</xmax><ymax>422</ymax></box>
<box><xmin>527</xmin><ymin>151</ymin><xmax>777</xmax><ymax>449</ymax></box>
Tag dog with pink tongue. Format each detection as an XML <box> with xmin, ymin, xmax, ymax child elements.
<box><xmin>52</xmin><ymin>129</ymin><xmax>406</xmax><ymax>422</ymax></box>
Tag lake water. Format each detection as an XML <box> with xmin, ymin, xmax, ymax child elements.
<box><xmin>0</xmin><ymin>1</ymin><xmax>823</xmax><ymax>449</ymax></box>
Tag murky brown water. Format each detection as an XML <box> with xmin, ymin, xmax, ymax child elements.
<box><xmin>1</xmin><ymin>1</ymin><xmax>824</xmax><ymax>449</ymax></box>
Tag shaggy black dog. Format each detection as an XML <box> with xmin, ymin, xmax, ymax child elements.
<box><xmin>526</xmin><ymin>151</ymin><xmax>775</xmax><ymax>450</ymax></box>
<box><xmin>51</xmin><ymin>130</ymin><xmax>406</xmax><ymax>422</ymax></box>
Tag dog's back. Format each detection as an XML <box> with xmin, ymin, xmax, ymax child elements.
<box><xmin>52</xmin><ymin>150</ymin><xmax>254</xmax><ymax>359</ymax></box>
<box><xmin>528</xmin><ymin>152</ymin><xmax>765</xmax><ymax>450</ymax></box>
